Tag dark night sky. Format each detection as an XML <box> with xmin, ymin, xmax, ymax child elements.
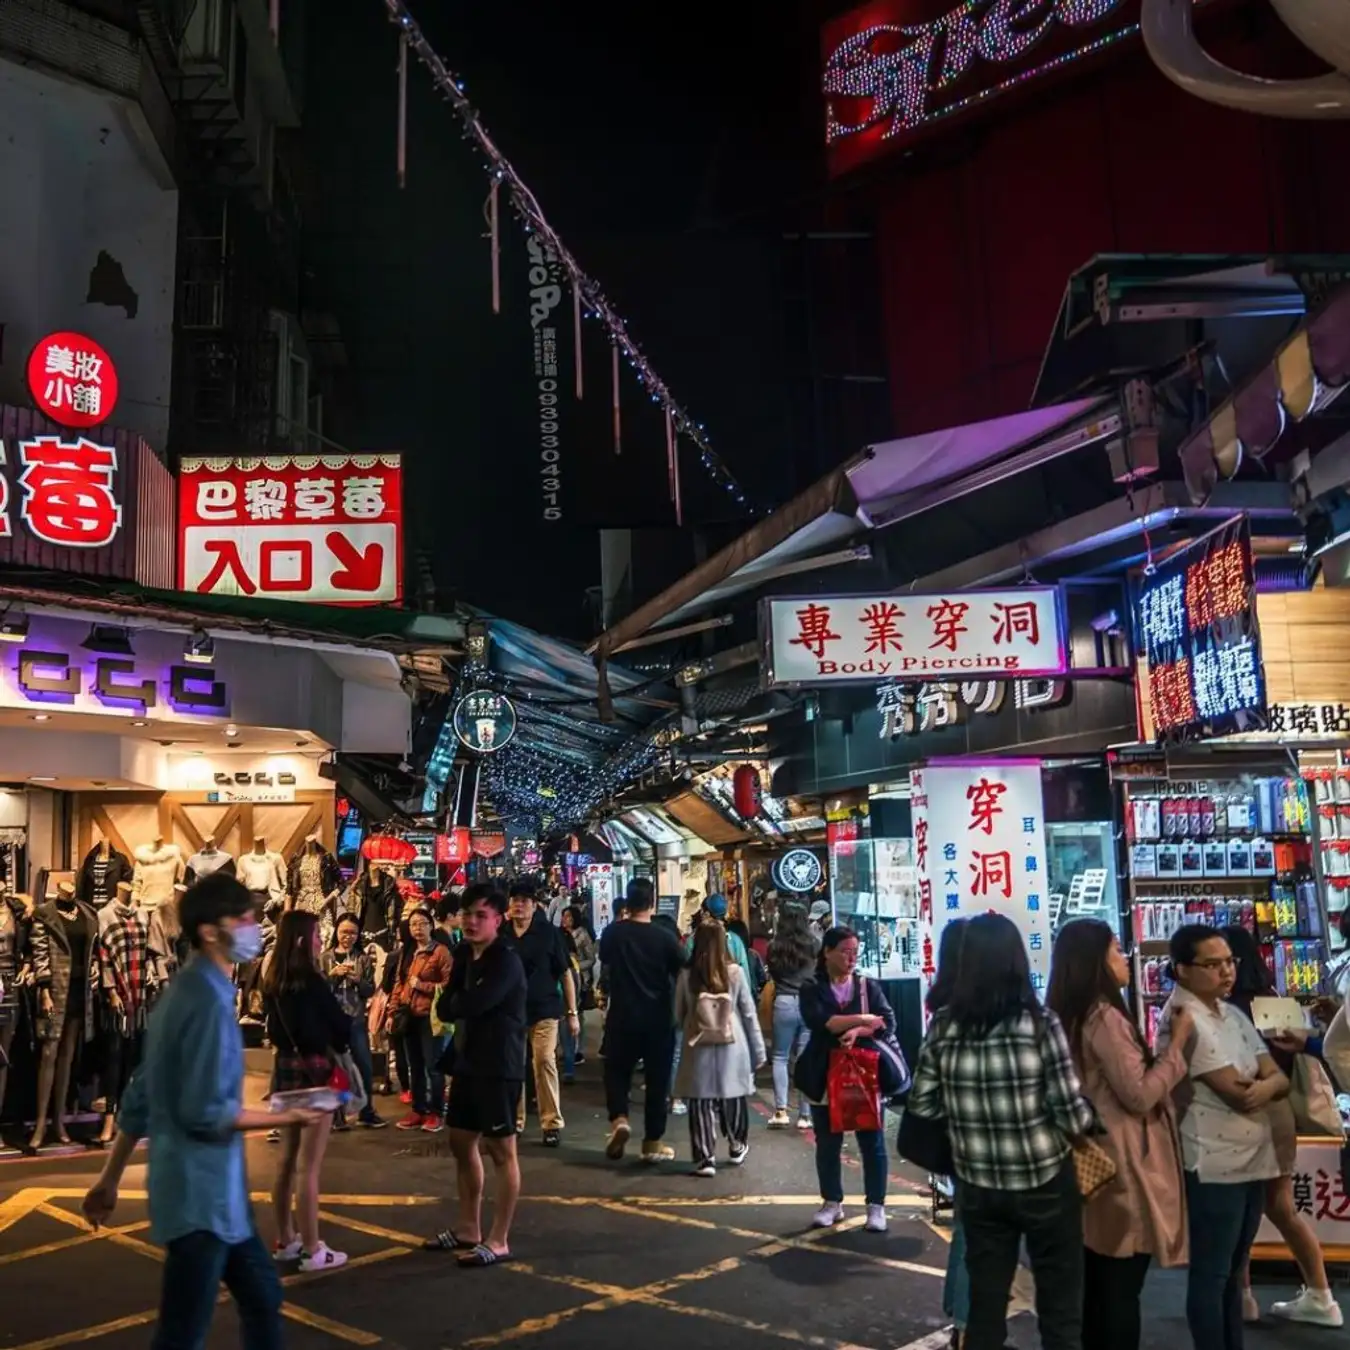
<box><xmin>300</xmin><ymin>0</ymin><xmax>819</xmax><ymax>635</ymax></box>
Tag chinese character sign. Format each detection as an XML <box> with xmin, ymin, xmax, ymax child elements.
<box><xmin>764</xmin><ymin>589</ymin><xmax>1065</xmax><ymax>687</ymax></box>
<box><xmin>1135</xmin><ymin>516</ymin><xmax>1266</xmax><ymax>741</ymax></box>
<box><xmin>452</xmin><ymin>690</ymin><xmax>518</xmax><ymax>754</ymax></box>
<box><xmin>27</xmin><ymin>332</ymin><xmax>119</xmax><ymax>430</ymax></box>
<box><xmin>178</xmin><ymin>456</ymin><xmax>403</xmax><ymax>605</ymax></box>
<box><xmin>1262</xmin><ymin>1141</ymin><xmax>1350</xmax><ymax>1246</ymax></box>
<box><xmin>912</xmin><ymin>761</ymin><xmax>1052</xmax><ymax>999</ymax></box>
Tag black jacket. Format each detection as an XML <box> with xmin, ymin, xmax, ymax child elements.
<box><xmin>266</xmin><ymin>971</ymin><xmax>352</xmax><ymax>1057</ymax></box>
<box><xmin>437</xmin><ymin>940</ymin><xmax>527</xmax><ymax>1080</ymax></box>
<box><xmin>75</xmin><ymin>846</ymin><xmax>133</xmax><ymax>909</ymax></box>
<box><xmin>503</xmin><ymin>910</ymin><xmax>570</xmax><ymax>1023</ymax></box>
<box><xmin>795</xmin><ymin>973</ymin><xmax>899</xmax><ymax>1103</ymax></box>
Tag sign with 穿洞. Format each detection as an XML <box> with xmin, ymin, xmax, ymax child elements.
<box><xmin>178</xmin><ymin>455</ymin><xmax>403</xmax><ymax>605</ymax></box>
<box><xmin>763</xmin><ymin>589</ymin><xmax>1066</xmax><ymax>687</ymax></box>
<box><xmin>912</xmin><ymin>760</ymin><xmax>1051</xmax><ymax>997</ymax></box>
<box><xmin>27</xmin><ymin>332</ymin><xmax>119</xmax><ymax>429</ymax></box>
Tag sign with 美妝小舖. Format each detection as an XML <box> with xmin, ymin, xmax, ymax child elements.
<box><xmin>27</xmin><ymin>332</ymin><xmax>119</xmax><ymax>429</ymax></box>
<box><xmin>1136</xmin><ymin>516</ymin><xmax>1267</xmax><ymax>742</ymax></box>
<box><xmin>178</xmin><ymin>455</ymin><xmax>403</xmax><ymax>606</ymax></box>
<box><xmin>762</xmin><ymin>589</ymin><xmax>1066</xmax><ymax>688</ymax></box>
<box><xmin>911</xmin><ymin>760</ymin><xmax>1051</xmax><ymax>997</ymax></box>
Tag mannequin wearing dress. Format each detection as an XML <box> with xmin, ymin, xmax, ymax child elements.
<box><xmin>286</xmin><ymin>833</ymin><xmax>343</xmax><ymax>944</ymax></box>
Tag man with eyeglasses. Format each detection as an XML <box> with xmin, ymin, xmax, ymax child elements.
<box><xmin>1158</xmin><ymin>924</ymin><xmax>1286</xmax><ymax>1350</ymax></box>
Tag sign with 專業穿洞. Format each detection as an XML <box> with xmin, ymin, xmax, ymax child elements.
<box><xmin>763</xmin><ymin>589</ymin><xmax>1066</xmax><ymax>688</ymax></box>
<box><xmin>178</xmin><ymin>455</ymin><xmax>403</xmax><ymax>605</ymax></box>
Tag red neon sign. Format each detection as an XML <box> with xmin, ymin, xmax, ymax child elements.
<box><xmin>27</xmin><ymin>332</ymin><xmax>119</xmax><ymax>429</ymax></box>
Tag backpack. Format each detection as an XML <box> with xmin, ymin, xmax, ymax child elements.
<box><xmin>687</xmin><ymin>987</ymin><xmax>736</xmax><ymax>1047</ymax></box>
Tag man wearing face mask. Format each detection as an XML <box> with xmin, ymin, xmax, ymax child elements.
<box><xmin>82</xmin><ymin>873</ymin><xmax>325</xmax><ymax>1350</ymax></box>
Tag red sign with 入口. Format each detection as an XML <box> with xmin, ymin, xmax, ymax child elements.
<box><xmin>27</xmin><ymin>332</ymin><xmax>119</xmax><ymax>429</ymax></box>
<box><xmin>177</xmin><ymin>455</ymin><xmax>403</xmax><ymax>605</ymax></box>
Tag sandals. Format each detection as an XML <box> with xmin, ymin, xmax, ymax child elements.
<box><xmin>423</xmin><ymin>1230</ymin><xmax>470</xmax><ymax>1252</ymax></box>
<box><xmin>457</xmin><ymin>1243</ymin><xmax>511</xmax><ymax>1268</ymax></box>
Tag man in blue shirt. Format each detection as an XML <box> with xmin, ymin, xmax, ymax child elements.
<box><xmin>82</xmin><ymin>874</ymin><xmax>323</xmax><ymax>1350</ymax></box>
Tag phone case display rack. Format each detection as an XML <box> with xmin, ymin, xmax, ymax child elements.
<box><xmin>1122</xmin><ymin>772</ymin><xmax>1330</xmax><ymax>1045</ymax></box>
<box><xmin>1308</xmin><ymin>762</ymin><xmax>1350</xmax><ymax>965</ymax></box>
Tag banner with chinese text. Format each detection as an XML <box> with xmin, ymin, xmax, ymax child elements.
<box><xmin>1135</xmin><ymin>516</ymin><xmax>1267</xmax><ymax>742</ymax></box>
<box><xmin>911</xmin><ymin>760</ymin><xmax>1051</xmax><ymax>1000</ymax></box>
<box><xmin>763</xmin><ymin>588</ymin><xmax>1066</xmax><ymax>687</ymax></box>
<box><xmin>178</xmin><ymin>455</ymin><xmax>403</xmax><ymax>605</ymax></box>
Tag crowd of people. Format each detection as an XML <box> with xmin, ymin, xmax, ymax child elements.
<box><xmin>73</xmin><ymin>862</ymin><xmax>1350</xmax><ymax>1350</ymax></box>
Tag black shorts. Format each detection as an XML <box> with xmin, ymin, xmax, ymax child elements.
<box><xmin>445</xmin><ymin>1076</ymin><xmax>521</xmax><ymax>1139</ymax></box>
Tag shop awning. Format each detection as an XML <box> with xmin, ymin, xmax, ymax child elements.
<box><xmin>664</xmin><ymin>790</ymin><xmax>753</xmax><ymax>847</ymax></box>
<box><xmin>1179</xmin><ymin>281</ymin><xmax>1350</xmax><ymax>503</ymax></box>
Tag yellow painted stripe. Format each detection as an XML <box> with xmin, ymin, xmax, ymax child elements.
<box><xmin>1</xmin><ymin>1310</ymin><xmax>159</xmax><ymax>1350</ymax></box>
<box><xmin>458</xmin><ymin>1296</ymin><xmax>623</xmax><ymax>1349</ymax></box>
<box><xmin>0</xmin><ymin>1220</ymin><xmax>150</xmax><ymax>1267</ymax></box>
<box><xmin>0</xmin><ymin>1187</ymin><xmax>47</xmax><ymax>1234</ymax></box>
<box><xmin>638</xmin><ymin>1293</ymin><xmax>881</xmax><ymax>1350</ymax></box>
<box><xmin>591</xmin><ymin>1198</ymin><xmax>773</xmax><ymax>1242</ymax></box>
<box><xmin>281</xmin><ymin>1245</ymin><xmax>411</xmax><ymax>1287</ymax></box>
<box><xmin>281</xmin><ymin>1302</ymin><xmax>382</xmax><ymax>1345</ymax></box>
<box><xmin>39</xmin><ymin>1188</ymin><xmax>438</xmax><ymax>1206</ymax></box>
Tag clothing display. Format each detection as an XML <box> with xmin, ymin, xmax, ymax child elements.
<box><xmin>236</xmin><ymin>847</ymin><xmax>285</xmax><ymax>909</ymax></box>
<box><xmin>98</xmin><ymin>900</ymin><xmax>156</xmax><ymax>1031</ymax></box>
<box><xmin>130</xmin><ymin>842</ymin><xmax>185</xmax><ymax>909</ymax></box>
<box><xmin>76</xmin><ymin>844</ymin><xmax>133</xmax><ymax>911</ymax></box>
<box><xmin>30</xmin><ymin>897</ymin><xmax>100</xmax><ymax>1043</ymax></box>
<box><xmin>353</xmin><ymin>868</ymin><xmax>401</xmax><ymax>943</ymax></box>
<box><xmin>286</xmin><ymin>842</ymin><xmax>342</xmax><ymax>916</ymax></box>
<box><xmin>186</xmin><ymin>845</ymin><xmax>235</xmax><ymax>884</ymax></box>
<box><xmin>0</xmin><ymin>893</ymin><xmax>27</xmax><ymax>1028</ymax></box>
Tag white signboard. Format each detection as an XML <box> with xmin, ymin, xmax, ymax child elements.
<box><xmin>764</xmin><ymin>589</ymin><xmax>1065</xmax><ymax>686</ymax></box>
<box><xmin>1257</xmin><ymin>1139</ymin><xmax>1350</xmax><ymax>1248</ymax></box>
<box><xmin>587</xmin><ymin>863</ymin><xmax>615</xmax><ymax>937</ymax></box>
<box><xmin>205</xmin><ymin>784</ymin><xmax>296</xmax><ymax>804</ymax></box>
<box><xmin>912</xmin><ymin>760</ymin><xmax>1051</xmax><ymax>997</ymax></box>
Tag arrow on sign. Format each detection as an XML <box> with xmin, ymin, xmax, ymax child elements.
<box><xmin>327</xmin><ymin>532</ymin><xmax>385</xmax><ymax>592</ymax></box>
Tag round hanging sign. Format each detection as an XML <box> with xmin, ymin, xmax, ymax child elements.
<box><xmin>28</xmin><ymin>331</ymin><xmax>119</xmax><ymax>429</ymax></box>
<box><xmin>771</xmin><ymin>848</ymin><xmax>824</xmax><ymax>894</ymax></box>
<box><xmin>453</xmin><ymin>689</ymin><xmax>517</xmax><ymax>754</ymax></box>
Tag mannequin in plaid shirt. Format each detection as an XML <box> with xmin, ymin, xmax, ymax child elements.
<box><xmin>97</xmin><ymin>883</ymin><xmax>158</xmax><ymax>1144</ymax></box>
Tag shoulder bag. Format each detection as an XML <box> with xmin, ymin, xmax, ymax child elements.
<box><xmin>274</xmin><ymin>994</ymin><xmax>368</xmax><ymax>1116</ymax></box>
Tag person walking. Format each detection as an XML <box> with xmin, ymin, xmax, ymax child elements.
<box><xmin>797</xmin><ymin>925</ymin><xmax>898</xmax><ymax>1234</ymax></box>
<box><xmin>263</xmin><ymin>911</ymin><xmax>351</xmax><ymax>1272</ymax></box>
<box><xmin>389</xmin><ymin>907</ymin><xmax>452</xmax><ymax>1132</ymax></box>
<box><xmin>1047</xmin><ymin>918</ymin><xmax>1190</xmax><ymax>1350</ymax></box>
<box><xmin>505</xmin><ymin>879</ymin><xmax>578</xmax><ymax>1147</ymax></box>
<box><xmin>907</xmin><ymin>913</ymin><xmax>1096</xmax><ymax>1350</ymax></box>
<box><xmin>600</xmin><ymin>878</ymin><xmax>684</xmax><ymax>1163</ymax></box>
<box><xmin>560</xmin><ymin>905</ymin><xmax>595</xmax><ymax>1082</ymax></box>
<box><xmin>423</xmin><ymin>884</ymin><xmax>527</xmax><ymax>1267</ymax></box>
<box><xmin>323</xmin><ymin>915</ymin><xmax>385</xmax><ymax>1130</ymax></box>
<box><xmin>81</xmin><ymin>874</ymin><xmax>325</xmax><ymax>1350</ymax></box>
<box><xmin>765</xmin><ymin>908</ymin><xmax>817</xmax><ymax>1130</ymax></box>
<box><xmin>674</xmin><ymin>920</ymin><xmax>766</xmax><ymax>1176</ymax></box>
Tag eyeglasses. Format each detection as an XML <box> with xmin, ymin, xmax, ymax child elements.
<box><xmin>1190</xmin><ymin>956</ymin><xmax>1238</xmax><ymax>971</ymax></box>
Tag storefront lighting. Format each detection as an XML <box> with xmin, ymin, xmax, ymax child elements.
<box><xmin>28</xmin><ymin>713</ymin><xmax>50</xmax><ymax>722</ymax></box>
<box><xmin>183</xmin><ymin>629</ymin><xmax>215</xmax><ymax>665</ymax></box>
<box><xmin>29</xmin><ymin>776</ymin><xmax>55</xmax><ymax>782</ymax></box>
<box><xmin>224</xmin><ymin>724</ymin><xmax>239</xmax><ymax>737</ymax></box>
<box><xmin>130</xmin><ymin>719</ymin><xmax>149</xmax><ymax>727</ymax></box>
<box><xmin>81</xmin><ymin>625</ymin><xmax>134</xmax><ymax>656</ymax></box>
<box><xmin>0</xmin><ymin>612</ymin><xmax>29</xmax><ymax>643</ymax></box>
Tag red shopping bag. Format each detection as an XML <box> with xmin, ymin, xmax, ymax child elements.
<box><xmin>827</xmin><ymin>1046</ymin><xmax>883</xmax><ymax>1134</ymax></box>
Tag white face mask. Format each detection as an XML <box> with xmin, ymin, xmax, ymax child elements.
<box><xmin>226</xmin><ymin>921</ymin><xmax>263</xmax><ymax>963</ymax></box>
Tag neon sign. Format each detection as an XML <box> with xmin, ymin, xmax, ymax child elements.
<box><xmin>15</xmin><ymin>649</ymin><xmax>228</xmax><ymax>714</ymax></box>
<box><xmin>822</xmin><ymin>0</ymin><xmax>1132</xmax><ymax>170</ymax></box>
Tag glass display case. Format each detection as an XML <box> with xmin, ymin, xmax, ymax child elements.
<box><xmin>1045</xmin><ymin>820</ymin><xmax>1121</xmax><ymax>942</ymax></box>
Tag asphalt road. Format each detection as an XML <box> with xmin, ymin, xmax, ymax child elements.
<box><xmin>0</xmin><ymin>1053</ymin><xmax>1342</xmax><ymax>1350</ymax></box>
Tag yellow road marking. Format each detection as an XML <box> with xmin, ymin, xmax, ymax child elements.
<box><xmin>639</xmin><ymin>1293</ymin><xmax>880</xmax><ymax>1350</ymax></box>
<box><xmin>0</xmin><ymin>1187</ymin><xmax>47</xmax><ymax>1235</ymax></box>
<box><xmin>282</xmin><ymin>1246</ymin><xmax>411</xmax><ymax>1286</ymax></box>
<box><xmin>37</xmin><ymin>1203</ymin><xmax>163</xmax><ymax>1262</ymax></box>
<box><xmin>281</xmin><ymin>1302</ymin><xmax>382</xmax><ymax>1345</ymax></box>
<box><xmin>38</xmin><ymin>1187</ymin><xmax>438</xmax><ymax>1207</ymax></box>
<box><xmin>2</xmin><ymin>1310</ymin><xmax>160</xmax><ymax>1350</ymax></box>
<box><xmin>0</xmin><ymin>1220</ymin><xmax>150</xmax><ymax>1267</ymax></box>
<box><xmin>317</xmin><ymin>1208</ymin><xmax>429</xmax><ymax>1245</ymax></box>
<box><xmin>924</xmin><ymin>1219</ymin><xmax>953</xmax><ymax>1244</ymax></box>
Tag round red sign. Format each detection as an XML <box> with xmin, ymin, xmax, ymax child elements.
<box><xmin>27</xmin><ymin>331</ymin><xmax>119</xmax><ymax>430</ymax></box>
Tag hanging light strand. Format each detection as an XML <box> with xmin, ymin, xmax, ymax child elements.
<box><xmin>381</xmin><ymin>0</ymin><xmax>755</xmax><ymax>512</ymax></box>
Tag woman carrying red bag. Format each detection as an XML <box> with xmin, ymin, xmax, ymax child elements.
<box><xmin>797</xmin><ymin>926</ymin><xmax>897</xmax><ymax>1234</ymax></box>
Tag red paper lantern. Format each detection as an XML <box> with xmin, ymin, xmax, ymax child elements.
<box><xmin>733</xmin><ymin>764</ymin><xmax>763</xmax><ymax>818</ymax></box>
<box><xmin>361</xmin><ymin>833</ymin><xmax>417</xmax><ymax>867</ymax></box>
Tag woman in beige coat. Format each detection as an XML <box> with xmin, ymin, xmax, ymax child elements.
<box><xmin>1048</xmin><ymin>919</ymin><xmax>1192</xmax><ymax>1350</ymax></box>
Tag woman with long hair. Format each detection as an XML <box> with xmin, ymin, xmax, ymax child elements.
<box><xmin>388</xmin><ymin>907</ymin><xmax>452</xmax><ymax>1132</ymax></box>
<box><xmin>908</xmin><ymin>913</ymin><xmax>1096</xmax><ymax>1350</ymax></box>
<box><xmin>560</xmin><ymin>905</ymin><xmax>595</xmax><ymax>1082</ymax></box>
<box><xmin>765</xmin><ymin>908</ymin><xmax>818</xmax><ymax>1129</ymax></box>
<box><xmin>263</xmin><ymin>910</ymin><xmax>351</xmax><ymax>1271</ymax></box>
<box><xmin>1046</xmin><ymin>919</ymin><xmax>1191</xmax><ymax>1350</ymax></box>
<box><xmin>673</xmin><ymin>920</ymin><xmax>766</xmax><ymax>1176</ymax></box>
<box><xmin>1221</xmin><ymin>924</ymin><xmax>1340</xmax><ymax>1327</ymax></box>
<box><xmin>797</xmin><ymin>925</ymin><xmax>898</xmax><ymax>1233</ymax></box>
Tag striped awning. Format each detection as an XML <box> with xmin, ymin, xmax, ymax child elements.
<box><xmin>1180</xmin><ymin>283</ymin><xmax>1350</xmax><ymax>502</ymax></box>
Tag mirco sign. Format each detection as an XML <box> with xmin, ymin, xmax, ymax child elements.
<box><xmin>178</xmin><ymin>454</ymin><xmax>404</xmax><ymax>605</ymax></box>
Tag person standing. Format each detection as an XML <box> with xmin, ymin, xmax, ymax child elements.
<box><xmin>81</xmin><ymin>874</ymin><xmax>324</xmax><ymax>1350</ymax></box>
<box><xmin>765</xmin><ymin>909</ymin><xmax>818</xmax><ymax>1130</ymax></box>
<box><xmin>504</xmin><ymin>880</ymin><xmax>578</xmax><ymax>1147</ymax></box>
<box><xmin>1158</xmin><ymin>925</ymin><xmax>1286</xmax><ymax>1350</ymax></box>
<box><xmin>600</xmin><ymin>878</ymin><xmax>684</xmax><ymax>1163</ymax></box>
<box><xmin>322</xmin><ymin>915</ymin><xmax>385</xmax><ymax>1130</ymax></box>
<box><xmin>907</xmin><ymin>913</ymin><xmax>1095</xmax><ymax>1350</ymax></box>
<box><xmin>423</xmin><ymin>884</ymin><xmax>527</xmax><ymax>1267</ymax></box>
<box><xmin>1047</xmin><ymin>919</ymin><xmax>1191</xmax><ymax>1350</ymax></box>
<box><xmin>389</xmin><ymin>907</ymin><xmax>452</xmax><ymax>1132</ymax></box>
<box><xmin>674</xmin><ymin>921</ymin><xmax>766</xmax><ymax>1176</ymax></box>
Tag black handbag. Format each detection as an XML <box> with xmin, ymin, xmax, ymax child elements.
<box><xmin>896</xmin><ymin>1107</ymin><xmax>954</xmax><ymax>1176</ymax></box>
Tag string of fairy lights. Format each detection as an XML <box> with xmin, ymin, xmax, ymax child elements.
<box><xmin>381</xmin><ymin>0</ymin><xmax>755</xmax><ymax>513</ymax></box>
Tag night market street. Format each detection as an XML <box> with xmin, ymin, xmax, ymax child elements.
<box><xmin>0</xmin><ymin>1056</ymin><xmax>1338</xmax><ymax>1350</ymax></box>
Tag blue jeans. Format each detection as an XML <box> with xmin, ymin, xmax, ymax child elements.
<box><xmin>562</xmin><ymin>1010</ymin><xmax>584</xmax><ymax>1075</ymax></box>
<box><xmin>152</xmin><ymin>1229</ymin><xmax>281</xmax><ymax>1350</ymax></box>
<box><xmin>348</xmin><ymin>1017</ymin><xmax>377</xmax><ymax>1119</ymax></box>
<box><xmin>810</xmin><ymin>1104</ymin><xmax>888</xmax><ymax>1206</ymax></box>
<box><xmin>671</xmin><ymin>1027</ymin><xmax>683</xmax><ymax>1096</ymax></box>
<box><xmin>1185</xmin><ymin>1172</ymin><xmax>1264</xmax><ymax>1350</ymax></box>
<box><xmin>770</xmin><ymin>994</ymin><xmax>811</xmax><ymax>1116</ymax></box>
<box><xmin>405</xmin><ymin>1015</ymin><xmax>445</xmax><ymax>1116</ymax></box>
<box><xmin>944</xmin><ymin>1217</ymin><xmax>971</xmax><ymax>1327</ymax></box>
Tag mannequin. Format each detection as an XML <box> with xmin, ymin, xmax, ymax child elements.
<box><xmin>353</xmin><ymin>861</ymin><xmax>402</xmax><ymax>947</ymax></box>
<box><xmin>186</xmin><ymin>836</ymin><xmax>235</xmax><ymax>885</ymax></box>
<box><xmin>147</xmin><ymin>883</ymin><xmax>188</xmax><ymax>986</ymax></box>
<box><xmin>29</xmin><ymin>882</ymin><xmax>99</xmax><ymax>1150</ymax></box>
<box><xmin>96</xmin><ymin>880</ymin><xmax>156</xmax><ymax>1143</ymax></box>
<box><xmin>130</xmin><ymin>838</ymin><xmax>185</xmax><ymax>909</ymax></box>
<box><xmin>287</xmin><ymin>832</ymin><xmax>342</xmax><ymax>923</ymax></box>
<box><xmin>0</xmin><ymin>886</ymin><xmax>33</xmax><ymax>1123</ymax></box>
<box><xmin>236</xmin><ymin>836</ymin><xmax>284</xmax><ymax>919</ymax></box>
<box><xmin>76</xmin><ymin>839</ymin><xmax>133</xmax><ymax>911</ymax></box>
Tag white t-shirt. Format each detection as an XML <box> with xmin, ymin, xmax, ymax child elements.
<box><xmin>1159</xmin><ymin>985</ymin><xmax>1279</xmax><ymax>1183</ymax></box>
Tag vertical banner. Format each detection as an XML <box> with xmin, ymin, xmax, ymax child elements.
<box><xmin>912</xmin><ymin>759</ymin><xmax>1050</xmax><ymax>1002</ymax></box>
<box><xmin>525</xmin><ymin>234</ymin><xmax>568</xmax><ymax>523</ymax></box>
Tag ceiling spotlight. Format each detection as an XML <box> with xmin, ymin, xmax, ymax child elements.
<box><xmin>28</xmin><ymin>713</ymin><xmax>50</xmax><ymax>722</ymax></box>
<box><xmin>81</xmin><ymin>625</ymin><xmax>134</xmax><ymax>656</ymax></box>
<box><xmin>29</xmin><ymin>775</ymin><xmax>55</xmax><ymax>782</ymax></box>
<box><xmin>224</xmin><ymin>724</ymin><xmax>239</xmax><ymax>737</ymax></box>
<box><xmin>0</xmin><ymin>611</ymin><xmax>29</xmax><ymax>644</ymax></box>
<box><xmin>130</xmin><ymin>719</ymin><xmax>149</xmax><ymax>728</ymax></box>
<box><xmin>183</xmin><ymin>629</ymin><xmax>215</xmax><ymax>665</ymax></box>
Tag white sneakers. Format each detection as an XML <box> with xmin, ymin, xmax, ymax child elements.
<box><xmin>865</xmin><ymin>1204</ymin><xmax>888</xmax><ymax>1233</ymax></box>
<box><xmin>767</xmin><ymin>1109</ymin><xmax>791</xmax><ymax>1129</ymax></box>
<box><xmin>809</xmin><ymin>1202</ymin><xmax>887</xmax><ymax>1232</ymax></box>
<box><xmin>298</xmin><ymin>1243</ymin><xmax>348</xmax><ymax>1274</ymax></box>
<box><xmin>1269</xmin><ymin>1287</ymin><xmax>1344</xmax><ymax>1327</ymax></box>
<box><xmin>729</xmin><ymin>1142</ymin><xmax>750</xmax><ymax>1167</ymax></box>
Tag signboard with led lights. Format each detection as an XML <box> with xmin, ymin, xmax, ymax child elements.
<box><xmin>821</xmin><ymin>0</ymin><xmax>1140</xmax><ymax>177</ymax></box>
<box><xmin>771</xmin><ymin>849</ymin><xmax>825</xmax><ymax>894</ymax></box>
<box><xmin>453</xmin><ymin>691</ymin><xmax>517</xmax><ymax>754</ymax></box>
<box><xmin>1135</xmin><ymin>516</ymin><xmax>1267</xmax><ymax>742</ymax></box>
